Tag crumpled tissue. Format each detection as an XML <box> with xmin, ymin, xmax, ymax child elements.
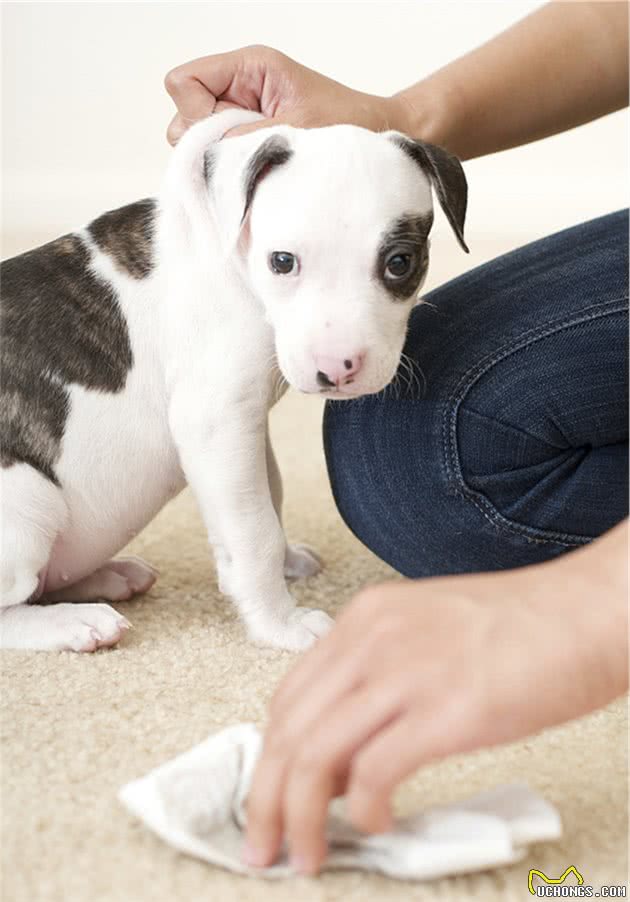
<box><xmin>119</xmin><ymin>722</ymin><xmax>561</xmax><ymax>881</ymax></box>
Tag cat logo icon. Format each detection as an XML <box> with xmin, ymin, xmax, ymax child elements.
<box><xmin>528</xmin><ymin>865</ymin><xmax>584</xmax><ymax>895</ymax></box>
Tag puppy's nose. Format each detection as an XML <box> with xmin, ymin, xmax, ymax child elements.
<box><xmin>315</xmin><ymin>353</ymin><xmax>364</xmax><ymax>388</ymax></box>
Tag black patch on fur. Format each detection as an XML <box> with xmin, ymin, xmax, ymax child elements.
<box><xmin>375</xmin><ymin>213</ymin><xmax>433</xmax><ymax>300</ymax></box>
<box><xmin>317</xmin><ymin>370</ymin><xmax>335</xmax><ymax>389</ymax></box>
<box><xmin>88</xmin><ymin>198</ymin><xmax>156</xmax><ymax>279</ymax></box>
<box><xmin>241</xmin><ymin>137</ymin><xmax>293</xmax><ymax>223</ymax></box>
<box><xmin>1</xmin><ymin>233</ymin><xmax>133</xmax><ymax>484</ymax></box>
<box><xmin>203</xmin><ymin>150</ymin><xmax>215</xmax><ymax>185</ymax></box>
<box><xmin>392</xmin><ymin>137</ymin><xmax>469</xmax><ymax>253</ymax></box>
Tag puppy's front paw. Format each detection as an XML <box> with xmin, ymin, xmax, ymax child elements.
<box><xmin>249</xmin><ymin>606</ymin><xmax>333</xmax><ymax>651</ymax></box>
<box><xmin>284</xmin><ymin>543</ymin><xmax>323</xmax><ymax>580</ymax></box>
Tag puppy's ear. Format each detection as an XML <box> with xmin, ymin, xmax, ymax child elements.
<box><xmin>390</xmin><ymin>135</ymin><xmax>469</xmax><ymax>253</ymax></box>
<box><xmin>205</xmin><ymin>132</ymin><xmax>293</xmax><ymax>255</ymax></box>
<box><xmin>241</xmin><ymin>135</ymin><xmax>293</xmax><ymax>225</ymax></box>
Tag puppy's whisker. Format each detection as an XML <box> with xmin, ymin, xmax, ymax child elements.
<box><xmin>263</xmin><ymin>351</ymin><xmax>287</xmax><ymax>404</ymax></box>
<box><xmin>400</xmin><ymin>351</ymin><xmax>426</xmax><ymax>398</ymax></box>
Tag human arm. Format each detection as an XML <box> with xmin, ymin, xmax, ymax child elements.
<box><xmin>164</xmin><ymin>2</ymin><xmax>628</xmax><ymax>156</ymax></box>
<box><xmin>243</xmin><ymin>519</ymin><xmax>628</xmax><ymax>875</ymax></box>
<box><xmin>395</xmin><ymin>0</ymin><xmax>629</xmax><ymax>159</ymax></box>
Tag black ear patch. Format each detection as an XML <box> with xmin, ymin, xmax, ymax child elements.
<box><xmin>393</xmin><ymin>136</ymin><xmax>469</xmax><ymax>253</ymax></box>
<box><xmin>203</xmin><ymin>150</ymin><xmax>215</xmax><ymax>185</ymax></box>
<box><xmin>241</xmin><ymin>136</ymin><xmax>293</xmax><ymax>224</ymax></box>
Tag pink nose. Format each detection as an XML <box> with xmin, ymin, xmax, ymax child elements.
<box><xmin>315</xmin><ymin>353</ymin><xmax>364</xmax><ymax>388</ymax></box>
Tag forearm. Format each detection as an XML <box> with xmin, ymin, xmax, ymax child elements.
<box><xmin>393</xmin><ymin>1</ymin><xmax>629</xmax><ymax>160</ymax></box>
<box><xmin>533</xmin><ymin>519</ymin><xmax>628</xmax><ymax>719</ymax></box>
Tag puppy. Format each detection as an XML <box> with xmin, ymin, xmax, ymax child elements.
<box><xmin>0</xmin><ymin>109</ymin><xmax>468</xmax><ymax>652</ymax></box>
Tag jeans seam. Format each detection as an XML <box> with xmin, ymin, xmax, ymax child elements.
<box><xmin>442</xmin><ymin>297</ymin><xmax>629</xmax><ymax>547</ymax></box>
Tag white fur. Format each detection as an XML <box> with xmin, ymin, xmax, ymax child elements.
<box><xmin>0</xmin><ymin>109</ymin><xmax>437</xmax><ymax>652</ymax></box>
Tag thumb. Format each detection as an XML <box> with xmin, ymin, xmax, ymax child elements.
<box><xmin>223</xmin><ymin>117</ymin><xmax>278</xmax><ymax>139</ymax></box>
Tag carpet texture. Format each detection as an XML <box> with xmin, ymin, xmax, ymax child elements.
<box><xmin>2</xmin><ymin>390</ymin><xmax>627</xmax><ymax>902</ymax></box>
<box><xmin>1</xmin><ymin>238</ymin><xmax>627</xmax><ymax>901</ymax></box>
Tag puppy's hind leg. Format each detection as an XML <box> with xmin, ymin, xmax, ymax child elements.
<box><xmin>0</xmin><ymin>464</ymin><xmax>128</xmax><ymax>651</ymax></box>
<box><xmin>43</xmin><ymin>557</ymin><xmax>158</xmax><ymax>604</ymax></box>
<box><xmin>0</xmin><ymin>463</ymin><xmax>65</xmax><ymax>607</ymax></box>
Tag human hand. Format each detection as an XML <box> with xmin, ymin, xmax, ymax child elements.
<box><xmin>243</xmin><ymin>536</ymin><xmax>628</xmax><ymax>875</ymax></box>
<box><xmin>164</xmin><ymin>45</ymin><xmax>410</xmax><ymax>144</ymax></box>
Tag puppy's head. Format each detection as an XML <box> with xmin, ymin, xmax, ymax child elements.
<box><xmin>208</xmin><ymin>122</ymin><xmax>468</xmax><ymax>398</ymax></box>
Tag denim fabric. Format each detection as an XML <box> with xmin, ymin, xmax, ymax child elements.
<box><xmin>323</xmin><ymin>210</ymin><xmax>629</xmax><ymax>577</ymax></box>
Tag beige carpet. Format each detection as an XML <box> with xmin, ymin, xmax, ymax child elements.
<box><xmin>1</xmin><ymin>236</ymin><xmax>628</xmax><ymax>901</ymax></box>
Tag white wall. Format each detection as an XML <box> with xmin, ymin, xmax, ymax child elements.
<box><xmin>2</xmin><ymin>0</ymin><xmax>628</xmax><ymax>261</ymax></box>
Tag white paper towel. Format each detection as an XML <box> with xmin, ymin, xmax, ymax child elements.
<box><xmin>119</xmin><ymin>722</ymin><xmax>561</xmax><ymax>881</ymax></box>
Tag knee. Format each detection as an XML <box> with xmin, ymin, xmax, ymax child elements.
<box><xmin>323</xmin><ymin>389</ymin><xmax>623</xmax><ymax>581</ymax></box>
<box><xmin>454</xmin><ymin>333</ymin><xmax>628</xmax><ymax>544</ymax></box>
<box><xmin>323</xmin><ymin>394</ymin><xmax>497</xmax><ymax>578</ymax></box>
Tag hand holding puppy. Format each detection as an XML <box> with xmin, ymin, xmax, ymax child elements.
<box><xmin>164</xmin><ymin>45</ymin><xmax>409</xmax><ymax>144</ymax></box>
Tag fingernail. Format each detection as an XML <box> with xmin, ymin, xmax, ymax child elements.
<box><xmin>242</xmin><ymin>842</ymin><xmax>266</xmax><ymax>867</ymax></box>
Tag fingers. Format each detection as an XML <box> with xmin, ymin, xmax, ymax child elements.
<box><xmin>224</xmin><ymin>108</ymin><xmax>321</xmax><ymax>138</ymax></box>
<box><xmin>164</xmin><ymin>45</ymin><xmax>328</xmax><ymax>143</ymax></box>
<box><xmin>345</xmin><ymin>697</ymin><xmax>475</xmax><ymax>832</ymax></box>
<box><xmin>164</xmin><ymin>47</ymin><xmax>271</xmax><ymax>143</ymax></box>
<box><xmin>164</xmin><ymin>53</ymin><xmax>239</xmax><ymax>145</ymax></box>
<box><xmin>166</xmin><ymin>102</ymin><xmax>261</xmax><ymax>145</ymax></box>
<box><xmin>165</xmin><ymin>60</ymin><xmax>222</xmax><ymax>121</ymax></box>
<box><xmin>241</xmin><ymin>628</ymin><xmax>356</xmax><ymax>868</ymax></box>
<box><xmin>168</xmin><ymin>113</ymin><xmax>282</xmax><ymax>146</ymax></box>
<box><xmin>242</xmin><ymin>742</ymin><xmax>285</xmax><ymax>869</ymax></box>
<box><xmin>243</xmin><ymin>587</ymin><xmax>424</xmax><ymax>874</ymax></box>
<box><xmin>245</xmin><ymin>682</ymin><xmax>404</xmax><ymax>875</ymax></box>
<box><xmin>345</xmin><ymin>714</ymin><xmax>421</xmax><ymax>833</ymax></box>
<box><xmin>166</xmin><ymin>104</ymin><xmax>236</xmax><ymax>145</ymax></box>
<box><xmin>224</xmin><ymin>118</ymin><xmax>275</xmax><ymax>138</ymax></box>
<box><xmin>166</xmin><ymin>113</ymin><xmax>187</xmax><ymax>146</ymax></box>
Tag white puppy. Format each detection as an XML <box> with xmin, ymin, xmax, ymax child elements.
<box><xmin>0</xmin><ymin>109</ymin><xmax>468</xmax><ymax>652</ymax></box>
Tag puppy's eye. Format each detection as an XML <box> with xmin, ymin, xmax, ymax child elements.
<box><xmin>269</xmin><ymin>251</ymin><xmax>299</xmax><ymax>275</ymax></box>
<box><xmin>385</xmin><ymin>253</ymin><xmax>413</xmax><ymax>279</ymax></box>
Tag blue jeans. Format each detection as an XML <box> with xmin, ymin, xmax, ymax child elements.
<box><xmin>323</xmin><ymin>210</ymin><xmax>629</xmax><ymax>577</ymax></box>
